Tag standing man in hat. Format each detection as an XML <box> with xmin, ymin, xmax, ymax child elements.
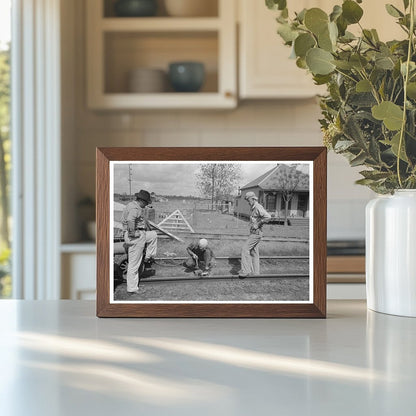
<box><xmin>122</xmin><ymin>189</ymin><xmax>157</xmax><ymax>294</ymax></box>
<box><xmin>239</xmin><ymin>191</ymin><xmax>271</xmax><ymax>278</ymax></box>
<box><xmin>185</xmin><ymin>238</ymin><xmax>215</xmax><ymax>276</ymax></box>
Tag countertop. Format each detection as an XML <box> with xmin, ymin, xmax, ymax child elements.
<box><xmin>0</xmin><ymin>300</ymin><xmax>415</xmax><ymax>415</ymax></box>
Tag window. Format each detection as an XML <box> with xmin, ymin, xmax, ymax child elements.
<box><xmin>265</xmin><ymin>193</ymin><xmax>277</xmax><ymax>211</ymax></box>
<box><xmin>0</xmin><ymin>0</ymin><xmax>11</xmax><ymax>298</ymax></box>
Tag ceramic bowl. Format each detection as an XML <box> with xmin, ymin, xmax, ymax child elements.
<box><xmin>168</xmin><ymin>62</ymin><xmax>205</xmax><ymax>92</ymax></box>
<box><xmin>114</xmin><ymin>0</ymin><xmax>158</xmax><ymax>17</ymax></box>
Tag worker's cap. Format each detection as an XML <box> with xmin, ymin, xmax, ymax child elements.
<box><xmin>244</xmin><ymin>191</ymin><xmax>258</xmax><ymax>201</ymax></box>
<box><xmin>135</xmin><ymin>189</ymin><xmax>152</xmax><ymax>204</ymax></box>
<box><xmin>198</xmin><ymin>238</ymin><xmax>208</xmax><ymax>248</ymax></box>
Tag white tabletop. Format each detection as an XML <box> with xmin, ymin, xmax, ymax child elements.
<box><xmin>0</xmin><ymin>300</ymin><xmax>415</xmax><ymax>416</ymax></box>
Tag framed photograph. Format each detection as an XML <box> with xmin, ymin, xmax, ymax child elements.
<box><xmin>96</xmin><ymin>147</ymin><xmax>326</xmax><ymax>318</ymax></box>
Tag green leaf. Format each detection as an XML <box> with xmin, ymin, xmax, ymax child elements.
<box><xmin>277</xmin><ymin>23</ymin><xmax>299</xmax><ymax>43</ymax></box>
<box><xmin>333</xmin><ymin>60</ymin><xmax>352</xmax><ymax>70</ymax></box>
<box><xmin>313</xmin><ymin>74</ymin><xmax>332</xmax><ymax>85</ymax></box>
<box><xmin>296</xmin><ymin>8</ymin><xmax>307</xmax><ymax>23</ymax></box>
<box><xmin>330</xmin><ymin>5</ymin><xmax>342</xmax><ymax>22</ymax></box>
<box><xmin>328</xmin><ymin>21</ymin><xmax>338</xmax><ymax>45</ymax></box>
<box><xmin>385</xmin><ymin>4</ymin><xmax>404</xmax><ymax>18</ymax></box>
<box><xmin>371</xmin><ymin>29</ymin><xmax>380</xmax><ymax>42</ymax></box>
<box><xmin>294</xmin><ymin>33</ymin><xmax>316</xmax><ymax>58</ymax></box>
<box><xmin>360</xmin><ymin>170</ymin><xmax>391</xmax><ymax>180</ymax></box>
<box><xmin>296</xmin><ymin>57</ymin><xmax>308</xmax><ymax>69</ymax></box>
<box><xmin>356</xmin><ymin>79</ymin><xmax>372</xmax><ymax>92</ymax></box>
<box><xmin>350</xmin><ymin>152</ymin><xmax>367</xmax><ymax>167</ymax></box>
<box><xmin>363</xmin><ymin>29</ymin><xmax>376</xmax><ymax>46</ymax></box>
<box><xmin>350</xmin><ymin>54</ymin><xmax>368</xmax><ymax>70</ymax></box>
<box><xmin>304</xmin><ymin>8</ymin><xmax>329</xmax><ymax>35</ymax></box>
<box><xmin>342</xmin><ymin>0</ymin><xmax>364</xmax><ymax>24</ymax></box>
<box><xmin>318</xmin><ymin>27</ymin><xmax>334</xmax><ymax>52</ymax></box>
<box><xmin>339</xmin><ymin>31</ymin><xmax>356</xmax><ymax>43</ymax></box>
<box><xmin>344</xmin><ymin>114</ymin><xmax>367</xmax><ymax>147</ymax></box>
<box><xmin>390</xmin><ymin>132</ymin><xmax>409</xmax><ymax>162</ymax></box>
<box><xmin>407</xmin><ymin>82</ymin><xmax>416</xmax><ymax>99</ymax></box>
<box><xmin>266</xmin><ymin>0</ymin><xmax>287</xmax><ymax>11</ymax></box>
<box><xmin>375</xmin><ymin>55</ymin><xmax>395</xmax><ymax>70</ymax></box>
<box><xmin>401</xmin><ymin>61</ymin><xmax>416</xmax><ymax>76</ymax></box>
<box><xmin>355</xmin><ymin>178</ymin><xmax>377</xmax><ymax>186</ymax></box>
<box><xmin>306</xmin><ymin>48</ymin><xmax>335</xmax><ymax>75</ymax></box>
<box><xmin>403</xmin><ymin>0</ymin><xmax>409</xmax><ymax>10</ymax></box>
<box><xmin>372</xmin><ymin>101</ymin><xmax>404</xmax><ymax>131</ymax></box>
<box><xmin>334</xmin><ymin>140</ymin><xmax>355</xmax><ymax>151</ymax></box>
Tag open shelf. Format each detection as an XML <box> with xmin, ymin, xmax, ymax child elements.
<box><xmin>101</xmin><ymin>17</ymin><xmax>221</xmax><ymax>31</ymax></box>
<box><xmin>87</xmin><ymin>0</ymin><xmax>236</xmax><ymax>109</ymax></box>
<box><xmin>104</xmin><ymin>31</ymin><xmax>218</xmax><ymax>94</ymax></box>
<box><xmin>104</xmin><ymin>0</ymin><xmax>219</xmax><ymax>18</ymax></box>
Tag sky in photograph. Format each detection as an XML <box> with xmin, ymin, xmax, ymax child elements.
<box><xmin>113</xmin><ymin>162</ymin><xmax>310</xmax><ymax>197</ymax></box>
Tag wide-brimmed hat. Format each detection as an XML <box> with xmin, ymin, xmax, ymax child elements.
<box><xmin>244</xmin><ymin>191</ymin><xmax>258</xmax><ymax>201</ymax></box>
<box><xmin>135</xmin><ymin>189</ymin><xmax>152</xmax><ymax>204</ymax></box>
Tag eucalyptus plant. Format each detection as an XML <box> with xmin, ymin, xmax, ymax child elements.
<box><xmin>266</xmin><ymin>0</ymin><xmax>416</xmax><ymax>193</ymax></box>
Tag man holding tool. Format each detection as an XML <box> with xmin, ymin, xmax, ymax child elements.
<box><xmin>122</xmin><ymin>189</ymin><xmax>157</xmax><ymax>294</ymax></box>
<box><xmin>185</xmin><ymin>238</ymin><xmax>215</xmax><ymax>276</ymax></box>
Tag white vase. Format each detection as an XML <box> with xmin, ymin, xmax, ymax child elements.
<box><xmin>366</xmin><ymin>190</ymin><xmax>416</xmax><ymax>317</ymax></box>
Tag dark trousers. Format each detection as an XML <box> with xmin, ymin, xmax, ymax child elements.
<box><xmin>185</xmin><ymin>249</ymin><xmax>214</xmax><ymax>270</ymax></box>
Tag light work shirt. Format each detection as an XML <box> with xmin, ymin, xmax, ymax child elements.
<box><xmin>121</xmin><ymin>201</ymin><xmax>146</xmax><ymax>234</ymax></box>
<box><xmin>250</xmin><ymin>201</ymin><xmax>271</xmax><ymax>234</ymax></box>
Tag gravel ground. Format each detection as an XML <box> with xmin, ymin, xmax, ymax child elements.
<box><xmin>113</xmin><ymin>211</ymin><xmax>310</xmax><ymax>302</ymax></box>
<box><xmin>114</xmin><ymin>277</ymin><xmax>309</xmax><ymax>302</ymax></box>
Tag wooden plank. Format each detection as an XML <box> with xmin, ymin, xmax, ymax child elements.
<box><xmin>148</xmin><ymin>220</ymin><xmax>184</xmax><ymax>243</ymax></box>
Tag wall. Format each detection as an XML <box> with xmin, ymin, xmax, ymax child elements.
<box><xmin>61</xmin><ymin>0</ymin><xmax>374</xmax><ymax>243</ymax></box>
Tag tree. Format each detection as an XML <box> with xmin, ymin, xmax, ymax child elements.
<box><xmin>196</xmin><ymin>164</ymin><xmax>242</xmax><ymax>210</ymax></box>
<box><xmin>0</xmin><ymin>45</ymin><xmax>10</xmax><ymax>247</ymax></box>
<box><xmin>277</xmin><ymin>165</ymin><xmax>309</xmax><ymax>226</ymax></box>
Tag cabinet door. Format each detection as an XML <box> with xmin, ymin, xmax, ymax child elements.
<box><xmin>239</xmin><ymin>0</ymin><xmax>404</xmax><ymax>99</ymax></box>
<box><xmin>239</xmin><ymin>0</ymin><xmax>325</xmax><ymax>99</ymax></box>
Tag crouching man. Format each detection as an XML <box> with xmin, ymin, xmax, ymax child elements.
<box><xmin>185</xmin><ymin>238</ymin><xmax>214</xmax><ymax>276</ymax></box>
<box><xmin>122</xmin><ymin>189</ymin><xmax>157</xmax><ymax>294</ymax></box>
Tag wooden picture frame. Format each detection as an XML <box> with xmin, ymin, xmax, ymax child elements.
<box><xmin>96</xmin><ymin>147</ymin><xmax>327</xmax><ymax>318</ymax></box>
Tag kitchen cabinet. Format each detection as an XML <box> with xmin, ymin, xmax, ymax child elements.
<box><xmin>238</xmin><ymin>0</ymin><xmax>325</xmax><ymax>99</ymax></box>
<box><xmin>86</xmin><ymin>0</ymin><xmax>237</xmax><ymax>109</ymax></box>
<box><xmin>238</xmin><ymin>0</ymin><xmax>404</xmax><ymax>99</ymax></box>
<box><xmin>61</xmin><ymin>245</ymin><xmax>96</xmax><ymax>300</ymax></box>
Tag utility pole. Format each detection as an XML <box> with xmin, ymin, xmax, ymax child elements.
<box><xmin>128</xmin><ymin>164</ymin><xmax>132</xmax><ymax>199</ymax></box>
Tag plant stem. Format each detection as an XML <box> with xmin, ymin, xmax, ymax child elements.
<box><xmin>334</xmin><ymin>68</ymin><xmax>358</xmax><ymax>84</ymax></box>
<box><xmin>397</xmin><ymin>0</ymin><xmax>415</xmax><ymax>188</ymax></box>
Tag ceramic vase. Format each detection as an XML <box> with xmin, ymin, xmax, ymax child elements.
<box><xmin>366</xmin><ymin>190</ymin><xmax>416</xmax><ymax>317</ymax></box>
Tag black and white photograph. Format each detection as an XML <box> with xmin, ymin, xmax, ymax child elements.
<box><xmin>110</xmin><ymin>161</ymin><xmax>313</xmax><ymax>303</ymax></box>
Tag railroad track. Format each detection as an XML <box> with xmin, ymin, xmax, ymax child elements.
<box><xmin>140</xmin><ymin>273</ymin><xmax>309</xmax><ymax>284</ymax></box>
<box><xmin>156</xmin><ymin>232</ymin><xmax>309</xmax><ymax>243</ymax></box>
<box><xmin>155</xmin><ymin>255</ymin><xmax>308</xmax><ymax>261</ymax></box>
<box><xmin>114</xmin><ymin>254</ymin><xmax>309</xmax><ymax>285</ymax></box>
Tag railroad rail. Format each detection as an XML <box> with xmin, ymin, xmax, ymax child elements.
<box><xmin>140</xmin><ymin>273</ymin><xmax>309</xmax><ymax>284</ymax></box>
<box><xmin>155</xmin><ymin>255</ymin><xmax>308</xmax><ymax>261</ymax></box>
<box><xmin>156</xmin><ymin>232</ymin><xmax>309</xmax><ymax>243</ymax></box>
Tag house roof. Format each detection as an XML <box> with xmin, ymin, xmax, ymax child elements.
<box><xmin>241</xmin><ymin>166</ymin><xmax>276</xmax><ymax>189</ymax></box>
<box><xmin>241</xmin><ymin>164</ymin><xmax>309</xmax><ymax>192</ymax></box>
